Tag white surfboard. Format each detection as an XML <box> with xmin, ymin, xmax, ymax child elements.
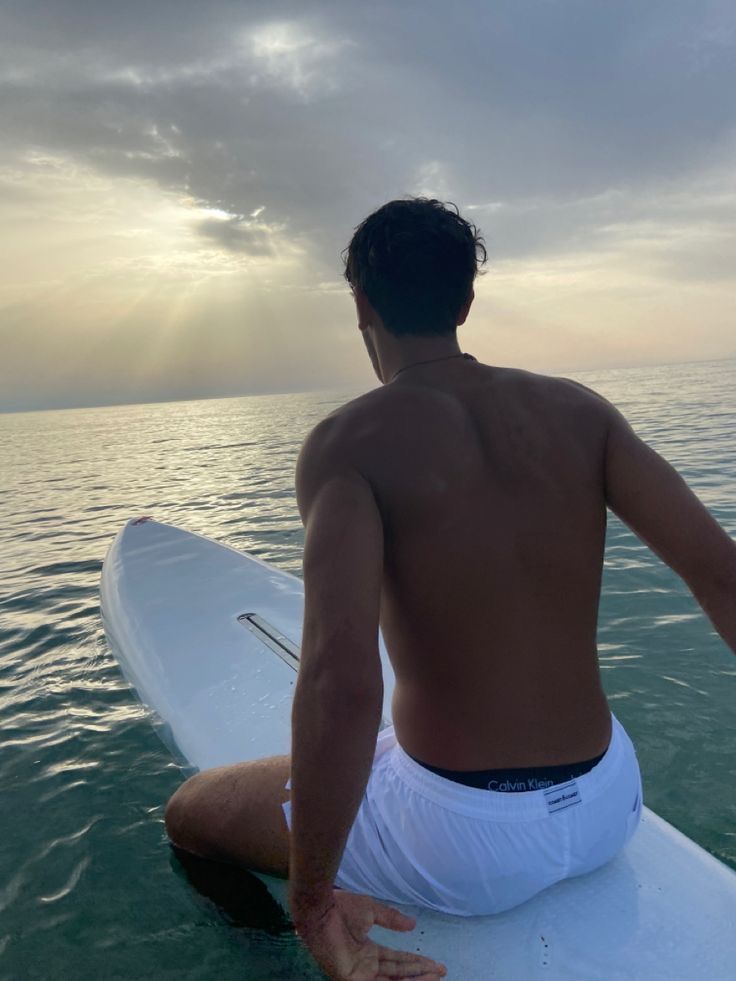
<box><xmin>100</xmin><ymin>517</ymin><xmax>736</xmax><ymax>980</ymax></box>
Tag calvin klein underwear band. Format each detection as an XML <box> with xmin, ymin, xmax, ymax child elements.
<box><xmin>408</xmin><ymin>748</ymin><xmax>608</xmax><ymax>792</ymax></box>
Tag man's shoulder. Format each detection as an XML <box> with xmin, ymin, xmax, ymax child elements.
<box><xmin>298</xmin><ymin>390</ymin><xmax>384</xmax><ymax>471</ymax></box>
<box><xmin>504</xmin><ymin>367</ymin><xmax>614</xmax><ymax>417</ymax></box>
<box><xmin>324</xmin><ymin>386</ymin><xmax>388</xmax><ymax>418</ymax></box>
<box><xmin>296</xmin><ymin>396</ymin><xmax>380</xmax><ymax>517</ymax></box>
<box><xmin>307</xmin><ymin>388</ymin><xmax>393</xmax><ymax>444</ymax></box>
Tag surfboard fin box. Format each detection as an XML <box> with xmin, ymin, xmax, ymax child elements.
<box><xmin>237</xmin><ymin>613</ymin><xmax>300</xmax><ymax>672</ymax></box>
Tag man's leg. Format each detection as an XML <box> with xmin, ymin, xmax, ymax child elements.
<box><xmin>164</xmin><ymin>755</ymin><xmax>291</xmax><ymax>877</ymax></box>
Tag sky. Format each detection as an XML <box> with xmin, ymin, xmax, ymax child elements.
<box><xmin>1</xmin><ymin>0</ymin><xmax>735</xmax><ymax>412</ymax></box>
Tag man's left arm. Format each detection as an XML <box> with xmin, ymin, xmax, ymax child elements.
<box><xmin>288</xmin><ymin>419</ymin><xmax>385</xmax><ymax>927</ymax></box>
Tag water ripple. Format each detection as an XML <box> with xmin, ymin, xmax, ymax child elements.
<box><xmin>38</xmin><ymin>856</ymin><xmax>91</xmax><ymax>905</ymax></box>
<box><xmin>0</xmin><ymin>370</ymin><xmax>734</xmax><ymax>977</ymax></box>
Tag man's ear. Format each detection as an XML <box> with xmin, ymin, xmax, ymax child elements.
<box><xmin>354</xmin><ymin>288</ymin><xmax>376</xmax><ymax>332</ymax></box>
<box><xmin>457</xmin><ymin>288</ymin><xmax>474</xmax><ymax>326</ymax></box>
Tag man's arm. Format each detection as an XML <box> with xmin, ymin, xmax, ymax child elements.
<box><xmin>603</xmin><ymin>401</ymin><xmax>736</xmax><ymax>655</ymax></box>
<box><xmin>288</xmin><ymin>417</ymin><xmax>385</xmax><ymax>923</ymax></box>
<box><xmin>286</xmin><ymin>418</ymin><xmax>448</xmax><ymax>981</ymax></box>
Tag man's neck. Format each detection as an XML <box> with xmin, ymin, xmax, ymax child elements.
<box><xmin>377</xmin><ymin>335</ymin><xmax>463</xmax><ymax>385</ymax></box>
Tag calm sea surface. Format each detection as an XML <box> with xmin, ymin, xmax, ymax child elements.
<box><xmin>1</xmin><ymin>358</ymin><xmax>735</xmax><ymax>979</ymax></box>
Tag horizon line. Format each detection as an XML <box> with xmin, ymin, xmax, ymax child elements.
<box><xmin>1</xmin><ymin>352</ymin><xmax>734</xmax><ymax>416</ymax></box>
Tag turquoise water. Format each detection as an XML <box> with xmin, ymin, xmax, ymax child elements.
<box><xmin>1</xmin><ymin>358</ymin><xmax>735</xmax><ymax>979</ymax></box>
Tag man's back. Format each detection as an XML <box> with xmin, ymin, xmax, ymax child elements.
<box><xmin>327</xmin><ymin>360</ymin><xmax>614</xmax><ymax>769</ymax></box>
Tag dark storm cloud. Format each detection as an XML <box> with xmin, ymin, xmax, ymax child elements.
<box><xmin>1</xmin><ymin>0</ymin><xmax>735</xmax><ymax>267</ymax></box>
<box><xmin>196</xmin><ymin>216</ymin><xmax>275</xmax><ymax>256</ymax></box>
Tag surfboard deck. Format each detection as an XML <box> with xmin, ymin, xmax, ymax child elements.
<box><xmin>100</xmin><ymin>517</ymin><xmax>736</xmax><ymax>980</ymax></box>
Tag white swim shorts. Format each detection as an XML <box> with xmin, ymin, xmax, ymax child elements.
<box><xmin>282</xmin><ymin>711</ymin><xmax>643</xmax><ymax>917</ymax></box>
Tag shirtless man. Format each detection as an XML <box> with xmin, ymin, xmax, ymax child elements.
<box><xmin>165</xmin><ymin>198</ymin><xmax>736</xmax><ymax>981</ymax></box>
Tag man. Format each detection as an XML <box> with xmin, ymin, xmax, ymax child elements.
<box><xmin>165</xmin><ymin>198</ymin><xmax>736</xmax><ymax>981</ymax></box>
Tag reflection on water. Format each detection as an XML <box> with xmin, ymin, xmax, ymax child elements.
<box><xmin>1</xmin><ymin>362</ymin><xmax>735</xmax><ymax>978</ymax></box>
<box><xmin>170</xmin><ymin>847</ymin><xmax>290</xmax><ymax>933</ymax></box>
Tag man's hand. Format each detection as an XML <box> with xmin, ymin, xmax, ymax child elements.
<box><xmin>295</xmin><ymin>890</ymin><xmax>448</xmax><ymax>981</ymax></box>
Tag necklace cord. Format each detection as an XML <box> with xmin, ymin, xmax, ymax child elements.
<box><xmin>390</xmin><ymin>352</ymin><xmax>476</xmax><ymax>382</ymax></box>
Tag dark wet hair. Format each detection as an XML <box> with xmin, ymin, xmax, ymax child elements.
<box><xmin>342</xmin><ymin>197</ymin><xmax>487</xmax><ymax>337</ymax></box>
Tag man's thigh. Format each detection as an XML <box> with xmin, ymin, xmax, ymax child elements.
<box><xmin>164</xmin><ymin>754</ymin><xmax>291</xmax><ymax>877</ymax></box>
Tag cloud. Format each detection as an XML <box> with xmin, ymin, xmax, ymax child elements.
<box><xmin>247</xmin><ymin>20</ymin><xmax>355</xmax><ymax>101</ymax></box>
<box><xmin>0</xmin><ymin>0</ymin><xmax>735</xmax><ymax>409</ymax></box>
<box><xmin>2</xmin><ymin>0</ymin><xmax>734</xmax><ymax>263</ymax></box>
<box><xmin>195</xmin><ymin>214</ymin><xmax>277</xmax><ymax>256</ymax></box>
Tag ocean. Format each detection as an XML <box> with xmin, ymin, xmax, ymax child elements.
<box><xmin>1</xmin><ymin>357</ymin><xmax>734</xmax><ymax>979</ymax></box>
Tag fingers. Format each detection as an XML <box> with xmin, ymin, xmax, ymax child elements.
<box><xmin>376</xmin><ymin>945</ymin><xmax>447</xmax><ymax>978</ymax></box>
<box><xmin>371</xmin><ymin>899</ymin><xmax>416</xmax><ymax>932</ymax></box>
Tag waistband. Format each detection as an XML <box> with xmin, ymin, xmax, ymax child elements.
<box><xmin>407</xmin><ymin>747</ymin><xmax>607</xmax><ymax>791</ymax></box>
<box><xmin>387</xmin><ymin>712</ymin><xmax>631</xmax><ymax>821</ymax></box>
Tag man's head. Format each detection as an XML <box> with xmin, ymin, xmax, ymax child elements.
<box><xmin>343</xmin><ymin>197</ymin><xmax>487</xmax><ymax>338</ymax></box>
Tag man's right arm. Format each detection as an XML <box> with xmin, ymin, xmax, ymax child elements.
<box><xmin>603</xmin><ymin>400</ymin><xmax>736</xmax><ymax>656</ymax></box>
